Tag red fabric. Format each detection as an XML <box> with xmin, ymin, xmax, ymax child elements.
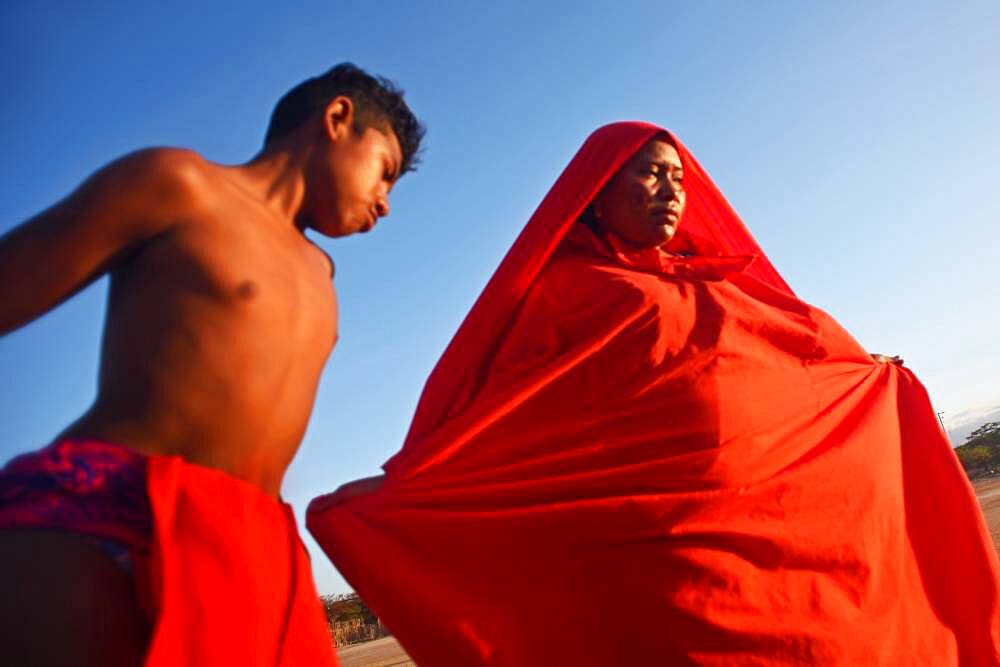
<box><xmin>143</xmin><ymin>454</ymin><xmax>337</xmax><ymax>666</ymax></box>
<box><xmin>0</xmin><ymin>439</ymin><xmax>338</xmax><ymax>665</ymax></box>
<box><xmin>307</xmin><ymin>122</ymin><xmax>1000</xmax><ymax>665</ymax></box>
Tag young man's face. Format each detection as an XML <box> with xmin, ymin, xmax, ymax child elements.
<box><xmin>592</xmin><ymin>139</ymin><xmax>686</xmax><ymax>249</ymax></box>
<box><xmin>309</xmin><ymin>121</ymin><xmax>403</xmax><ymax>238</ymax></box>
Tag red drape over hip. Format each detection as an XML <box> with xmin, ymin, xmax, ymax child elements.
<box><xmin>307</xmin><ymin>122</ymin><xmax>999</xmax><ymax>665</ymax></box>
<box><xmin>144</xmin><ymin>455</ymin><xmax>337</xmax><ymax>667</ymax></box>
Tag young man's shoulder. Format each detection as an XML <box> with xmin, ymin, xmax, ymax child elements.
<box><xmin>109</xmin><ymin>147</ymin><xmax>216</xmax><ymax>202</ymax></box>
<box><xmin>54</xmin><ymin>147</ymin><xmax>235</xmax><ymax>253</ymax></box>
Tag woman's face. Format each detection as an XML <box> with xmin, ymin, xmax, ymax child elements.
<box><xmin>591</xmin><ymin>139</ymin><xmax>686</xmax><ymax>248</ymax></box>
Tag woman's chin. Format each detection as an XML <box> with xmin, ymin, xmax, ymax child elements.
<box><xmin>652</xmin><ymin>226</ymin><xmax>677</xmax><ymax>247</ymax></box>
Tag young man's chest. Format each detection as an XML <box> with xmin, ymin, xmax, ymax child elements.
<box><xmin>134</xmin><ymin>208</ymin><xmax>339</xmax><ymax>352</ymax></box>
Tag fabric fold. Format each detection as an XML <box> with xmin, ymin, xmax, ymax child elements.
<box><xmin>308</xmin><ymin>122</ymin><xmax>998</xmax><ymax>665</ymax></box>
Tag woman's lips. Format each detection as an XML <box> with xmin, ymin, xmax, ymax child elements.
<box><xmin>651</xmin><ymin>208</ymin><xmax>680</xmax><ymax>225</ymax></box>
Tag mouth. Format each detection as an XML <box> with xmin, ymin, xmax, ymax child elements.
<box><xmin>361</xmin><ymin>210</ymin><xmax>377</xmax><ymax>232</ymax></box>
<box><xmin>650</xmin><ymin>207</ymin><xmax>681</xmax><ymax>225</ymax></box>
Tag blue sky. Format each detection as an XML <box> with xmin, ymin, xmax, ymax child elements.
<box><xmin>1</xmin><ymin>1</ymin><xmax>998</xmax><ymax>594</ymax></box>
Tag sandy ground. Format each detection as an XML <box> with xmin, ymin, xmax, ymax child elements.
<box><xmin>973</xmin><ymin>475</ymin><xmax>1000</xmax><ymax>557</ymax></box>
<box><xmin>336</xmin><ymin>636</ymin><xmax>414</xmax><ymax>667</ymax></box>
<box><xmin>335</xmin><ymin>478</ymin><xmax>1000</xmax><ymax>667</ymax></box>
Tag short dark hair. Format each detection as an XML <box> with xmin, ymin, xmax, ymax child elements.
<box><xmin>265</xmin><ymin>63</ymin><xmax>425</xmax><ymax>175</ymax></box>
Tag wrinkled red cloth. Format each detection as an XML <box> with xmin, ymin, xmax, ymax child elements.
<box><xmin>0</xmin><ymin>439</ymin><xmax>337</xmax><ymax>667</ymax></box>
<box><xmin>308</xmin><ymin>122</ymin><xmax>1000</xmax><ymax>665</ymax></box>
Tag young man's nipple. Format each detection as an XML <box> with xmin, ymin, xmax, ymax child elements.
<box><xmin>236</xmin><ymin>281</ymin><xmax>258</xmax><ymax>300</ymax></box>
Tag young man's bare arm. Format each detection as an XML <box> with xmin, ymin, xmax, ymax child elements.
<box><xmin>0</xmin><ymin>149</ymin><xmax>193</xmax><ymax>335</ymax></box>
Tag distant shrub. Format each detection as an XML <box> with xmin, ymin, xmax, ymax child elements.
<box><xmin>320</xmin><ymin>593</ymin><xmax>390</xmax><ymax>647</ymax></box>
<box><xmin>956</xmin><ymin>421</ymin><xmax>1000</xmax><ymax>479</ymax></box>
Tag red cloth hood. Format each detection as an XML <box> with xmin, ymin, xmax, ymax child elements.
<box><xmin>389</xmin><ymin>122</ymin><xmax>791</xmax><ymax>466</ymax></box>
<box><xmin>308</xmin><ymin>122</ymin><xmax>999</xmax><ymax>666</ymax></box>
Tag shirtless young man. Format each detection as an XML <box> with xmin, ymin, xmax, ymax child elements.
<box><xmin>0</xmin><ymin>63</ymin><xmax>423</xmax><ymax>665</ymax></box>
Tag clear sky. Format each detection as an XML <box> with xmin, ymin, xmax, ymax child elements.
<box><xmin>1</xmin><ymin>1</ymin><xmax>998</xmax><ymax>595</ymax></box>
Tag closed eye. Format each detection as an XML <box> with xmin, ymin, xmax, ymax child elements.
<box><xmin>383</xmin><ymin>157</ymin><xmax>400</xmax><ymax>184</ymax></box>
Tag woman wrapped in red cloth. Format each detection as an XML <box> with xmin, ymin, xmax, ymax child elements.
<box><xmin>308</xmin><ymin>122</ymin><xmax>1000</xmax><ymax>665</ymax></box>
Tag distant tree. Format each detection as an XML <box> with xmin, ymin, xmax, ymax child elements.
<box><xmin>956</xmin><ymin>422</ymin><xmax>1000</xmax><ymax>478</ymax></box>
<box><xmin>319</xmin><ymin>593</ymin><xmax>383</xmax><ymax>626</ymax></box>
<box><xmin>320</xmin><ymin>593</ymin><xmax>369</xmax><ymax>624</ymax></box>
<box><xmin>957</xmin><ymin>445</ymin><xmax>995</xmax><ymax>470</ymax></box>
<box><xmin>319</xmin><ymin>592</ymin><xmax>388</xmax><ymax>646</ymax></box>
<box><xmin>966</xmin><ymin>421</ymin><xmax>1000</xmax><ymax>447</ymax></box>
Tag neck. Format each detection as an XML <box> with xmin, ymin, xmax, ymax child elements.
<box><xmin>227</xmin><ymin>144</ymin><xmax>311</xmax><ymax>231</ymax></box>
<box><xmin>585</xmin><ymin>221</ymin><xmax>681</xmax><ymax>256</ymax></box>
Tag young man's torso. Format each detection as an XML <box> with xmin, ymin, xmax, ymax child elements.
<box><xmin>62</xmin><ymin>149</ymin><xmax>338</xmax><ymax>496</ymax></box>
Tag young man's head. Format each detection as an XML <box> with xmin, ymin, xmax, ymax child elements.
<box><xmin>266</xmin><ymin>63</ymin><xmax>425</xmax><ymax>237</ymax></box>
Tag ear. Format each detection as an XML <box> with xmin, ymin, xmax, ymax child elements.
<box><xmin>321</xmin><ymin>96</ymin><xmax>355</xmax><ymax>143</ymax></box>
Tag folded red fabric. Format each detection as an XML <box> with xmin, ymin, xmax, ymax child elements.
<box><xmin>0</xmin><ymin>438</ymin><xmax>338</xmax><ymax>666</ymax></box>
<box><xmin>143</xmin><ymin>453</ymin><xmax>337</xmax><ymax>666</ymax></box>
<box><xmin>309</xmin><ymin>122</ymin><xmax>999</xmax><ymax>665</ymax></box>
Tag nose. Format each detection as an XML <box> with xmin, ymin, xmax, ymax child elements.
<box><xmin>660</xmin><ymin>178</ymin><xmax>681</xmax><ymax>199</ymax></box>
<box><xmin>657</xmin><ymin>178</ymin><xmax>682</xmax><ymax>203</ymax></box>
<box><xmin>374</xmin><ymin>196</ymin><xmax>389</xmax><ymax>218</ymax></box>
